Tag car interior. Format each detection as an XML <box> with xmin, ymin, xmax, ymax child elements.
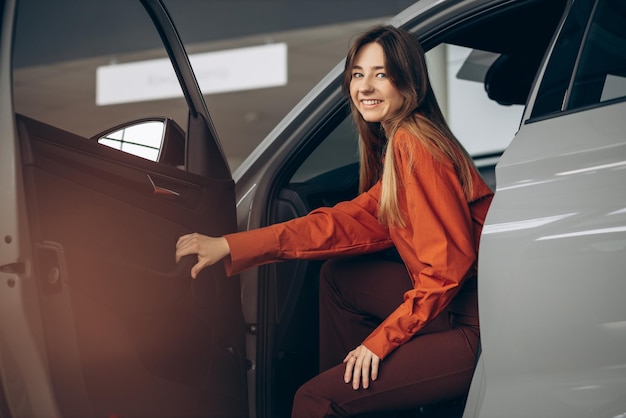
<box><xmin>261</xmin><ymin>0</ymin><xmax>568</xmax><ymax>416</ymax></box>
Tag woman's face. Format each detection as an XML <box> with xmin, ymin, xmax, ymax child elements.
<box><xmin>349</xmin><ymin>42</ymin><xmax>404</xmax><ymax>124</ymax></box>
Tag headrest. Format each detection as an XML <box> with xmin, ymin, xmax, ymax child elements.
<box><xmin>484</xmin><ymin>54</ymin><xmax>538</xmax><ymax>106</ymax></box>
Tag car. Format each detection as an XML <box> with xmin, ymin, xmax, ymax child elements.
<box><xmin>1</xmin><ymin>0</ymin><xmax>625</xmax><ymax>417</ymax></box>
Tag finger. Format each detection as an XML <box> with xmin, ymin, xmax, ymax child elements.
<box><xmin>175</xmin><ymin>234</ymin><xmax>196</xmax><ymax>263</ymax></box>
<box><xmin>371</xmin><ymin>355</ymin><xmax>380</xmax><ymax>381</ymax></box>
<box><xmin>175</xmin><ymin>237</ymin><xmax>185</xmax><ymax>263</ymax></box>
<box><xmin>175</xmin><ymin>247</ymin><xmax>186</xmax><ymax>263</ymax></box>
<box><xmin>352</xmin><ymin>356</ymin><xmax>362</xmax><ymax>390</ymax></box>
<box><xmin>175</xmin><ymin>246</ymin><xmax>188</xmax><ymax>263</ymax></box>
<box><xmin>176</xmin><ymin>233</ymin><xmax>194</xmax><ymax>250</ymax></box>
<box><xmin>343</xmin><ymin>357</ymin><xmax>354</xmax><ymax>384</ymax></box>
<box><xmin>175</xmin><ymin>234</ymin><xmax>188</xmax><ymax>248</ymax></box>
<box><xmin>360</xmin><ymin>354</ymin><xmax>371</xmax><ymax>389</ymax></box>
<box><xmin>191</xmin><ymin>260</ymin><xmax>206</xmax><ymax>279</ymax></box>
<box><xmin>176</xmin><ymin>245</ymin><xmax>196</xmax><ymax>263</ymax></box>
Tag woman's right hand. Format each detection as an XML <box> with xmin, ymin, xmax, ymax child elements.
<box><xmin>175</xmin><ymin>233</ymin><xmax>231</xmax><ymax>279</ymax></box>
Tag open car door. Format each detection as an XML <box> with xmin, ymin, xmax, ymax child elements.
<box><xmin>1</xmin><ymin>1</ymin><xmax>247</xmax><ymax>417</ymax></box>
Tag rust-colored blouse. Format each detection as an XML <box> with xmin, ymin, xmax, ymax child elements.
<box><xmin>224</xmin><ymin>128</ymin><xmax>493</xmax><ymax>359</ymax></box>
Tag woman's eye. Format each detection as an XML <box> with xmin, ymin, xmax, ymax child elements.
<box><xmin>376</xmin><ymin>72</ymin><xmax>386</xmax><ymax>78</ymax></box>
<box><xmin>352</xmin><ymin>72</ymin><xmax>363</xmax><ymax>78</ymax></box>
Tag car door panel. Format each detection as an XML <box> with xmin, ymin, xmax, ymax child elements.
<box><xmin>477</xmin><ymin>102</ymin><xmax>626</xmax><ymax>417</ymax></box>
<box><xmin>17</xmin><ymin>114</ymin><xmax>247</xmax><ymax>418</ymax></box>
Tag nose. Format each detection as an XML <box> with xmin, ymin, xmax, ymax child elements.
<box><xmin>358</xmin><ymin>76</ymin><xmax>374</xmax><ymax>93</ymax></box>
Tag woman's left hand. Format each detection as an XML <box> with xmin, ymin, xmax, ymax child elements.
<box><xmin>343</xmin><ymin>344</ymin><xmax>380</xmax><ymax>390</ymax></box>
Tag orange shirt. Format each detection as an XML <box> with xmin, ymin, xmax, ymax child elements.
<box><xmin>224</xmin><ymin>128</ymin><xmax>493</xmax><ymax>359</ymax></box>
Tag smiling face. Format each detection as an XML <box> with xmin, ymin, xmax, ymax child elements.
<box><xmin>349</xmin><ymin>42</ymin><xmax>405</xmax><ymax>125</ymax></box>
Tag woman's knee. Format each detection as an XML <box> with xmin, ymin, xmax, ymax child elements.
<box><xmin>319</xmin><ymin>258</ymin><xmax>348</xmax><ymax>303</ymax></box>
<box><xmin>320</xmin><ymin>258</ymin><xmax>342</xmax><ymax>286</ymax></box>
<box><xmin>292</xmin><ymin>380</ymin><xmax>332</xmax><ymax>418</ymax></box>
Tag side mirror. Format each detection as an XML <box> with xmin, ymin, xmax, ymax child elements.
<box><xmin>92</xmin><ymin>117</ymin><xmax>185</xmax><ymax>168</ymax></box>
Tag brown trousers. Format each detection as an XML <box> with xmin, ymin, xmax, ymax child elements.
<box><xmin>291</xmin><ymin>254</ymin><xmax>480</xmax><ymax>418</ymax></box>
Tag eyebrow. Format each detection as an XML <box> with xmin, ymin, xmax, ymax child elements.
<box><xmin>352</xmin><ymin>64</ymin><xmax>385</xmax><ymax>71</ymax></box>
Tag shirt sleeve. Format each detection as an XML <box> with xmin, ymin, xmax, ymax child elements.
<box><xmin>362</xmin><ymin>130</ymin><xmax>478</xmax><ymax>359</ymax></box>
<box><xmin>223</xmin><ymin>182</ymin><xmax>393</xmax><ymax>276</ymax></box>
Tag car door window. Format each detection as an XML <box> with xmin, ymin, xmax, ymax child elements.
<box><xmin>13</xmin><ymin>1</ymin><xmax>187</xmax><ymax>162</ymax></box>
<box><xmin>567</xmin><ymin>0</ymin><xmax>626</xmax><ymax>110</ymax></box>
<box><xmin>530</xmin><ymin>0</ymin><xmax>598</xmax><ymax>119</ymax></box>
<box><xmin>530</xmin><ymin>0</ymin><xmax>626</xmax><ymax>120</ymax></box>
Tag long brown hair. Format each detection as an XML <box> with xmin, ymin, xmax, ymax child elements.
<box><xmin>342</xmin><ymin>25</ymin><xmax>476</xmax><ymax>227</ymax></box>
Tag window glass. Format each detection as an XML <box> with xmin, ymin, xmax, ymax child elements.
<box><xmin>445</xmin><ymin>45</ymin><xmax>523</xmax><ymax>157</ymax></box>
<box><xmin>567</xmin><ymin>0</ymin><xmax>626</xmax><ymax>109</ymax></box>
<box><xmin>530</xmin><ymin>0</ymin><xmax>594</xmax><ymax>119</ymax></box>
<box><xmin>290</xmin><ymin>116</ymin><xmax>359</xmax><ymax>183</ymax></box>
<box><xmin>12</xmin><ymin>1</ymin><xmax>188</xmax><ymax>147</ymax></box>
<box><xmin>98</xmin><ymin>121</ymin><xmax>164</xmax><ymax>161</ymax></box>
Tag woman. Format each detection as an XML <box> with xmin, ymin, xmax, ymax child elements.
<box><xmin>176</xmin><ymin>25</ymin><xmax>493</xmax><ymax>417</ymax></box>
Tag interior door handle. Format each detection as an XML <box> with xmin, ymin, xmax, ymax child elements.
<box><xmin>147</xmin><ymin>174</ymin><xmax>180</xmax><ymax>199</ymax></box>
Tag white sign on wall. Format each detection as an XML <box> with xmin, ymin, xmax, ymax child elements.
<box><xmin>96</xmin><ymin>43</ymin><xmax>288</xmax><ymax>106</ymax></box>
